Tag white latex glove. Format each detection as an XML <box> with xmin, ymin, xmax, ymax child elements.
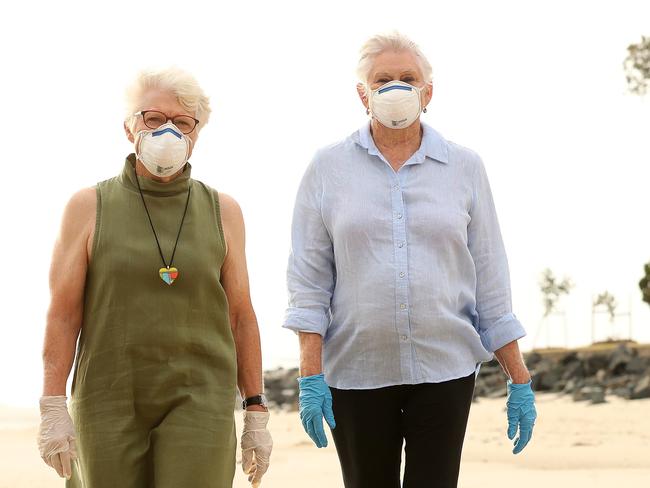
<box><xmin>37</xmin><ymin>395</ymin><xmax>78</xmax><ymax>479</ymax></box>
<box><xmin>241</xmin><ymin>410</ymin><xmax>273</xmax><ymax>487</ymax></box>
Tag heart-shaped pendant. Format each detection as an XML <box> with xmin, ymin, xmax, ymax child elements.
<box><xmin>159</xmin><ymin>267</ymin><xmax>179</xmax><ymax>285</ymax></box>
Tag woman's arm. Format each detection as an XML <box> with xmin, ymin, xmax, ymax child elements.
<box><xmin>282</xmin><ymin>154</ymin><xmax>337</xmax><ymax>448</ymax></box>
<box><xmin>298</xmin><ymin>332</ymin><xmax>323</xmax><ymax>376</ymax></box>
<box><xmin>219</xmin><ymin>192</ymin><xmax>265</xmax><ymax>411</ymax></box>
<box><xmin>42</xmin><ymin>187</ymin><xmax>96</xmax><ymax>396</ymax></box>
<box><xmin>494</xmin><ymin>340</ymin><xmax>531</xmax><ymax>384</ymax></box>
<box><xmin>467</xmin><ymin>154</ymin><xmax>527</xmax><ymax>354</ymax></box>
<box><xmin>465</xmin><ymin>155</ymin><xmax>536</xmax><ymax>453</ymax></box>
<box><xmin>282</xmin><ymin>154</ymin><xmax>335</xmax><ymax>365</ymax></box>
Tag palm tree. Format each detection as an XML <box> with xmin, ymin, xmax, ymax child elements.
<box><xmin>624</xmin><ymin>36</ymin><xmax>650</xmax><ymax>95</ymax></box>
<box><xmin>592</xmin><ymin>291</ymin><xmax>618</xmax><ymax>342</ymax></box>
<box><xmin>536</xmin><ymin>268</ymin><xmax>573</xmax><ymax>348</ymax></box>
<box><xmin>639</xmin><ymin>262</ymin><xmax>650</xmax><ymax>307</ymax></box>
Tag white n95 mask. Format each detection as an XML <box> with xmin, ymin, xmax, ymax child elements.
<box><xmin>368</xmin><ymin>80</ymin><xmax>424</xmax><ymax>129</ymax></box>
<box><xmin>135</xmin><ymin>122</ymin><xmax>191</xmax><ymax>177</ymax></box>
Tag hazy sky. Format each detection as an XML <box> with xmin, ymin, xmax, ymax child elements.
<box><xmin>2</xmin><ymin>0</ymin><xmax>649</xmax><ymax>407</ymax></box>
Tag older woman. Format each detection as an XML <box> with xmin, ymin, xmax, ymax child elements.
<box><xmin>38</xmin><ymin>67</ymin><xmax>272</xmax><ymax>488</ymax></box>
<box><xmin>283</xmin><ymin>32</ymin><xmax>537</xmax><ymax>488</ymax></box>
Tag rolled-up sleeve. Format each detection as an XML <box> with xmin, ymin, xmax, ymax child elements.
<box><xmin>467</xmin><ymin>155</ymin><xmax>526</xmax><ymax>352</ymax></box>
<box><xmin>282</xmin><ymin>154</ymin><xmax>336</xmax><ymax>337</ymax></box>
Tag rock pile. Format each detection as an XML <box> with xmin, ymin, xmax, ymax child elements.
<box><xmin>262</xmin><ymin>367</ymin><xmax>300</xmax><ymax>410</ymax></box>
<box><xmin>475</xmin><ymin>343</ymin><xmax>650</xmax><ymax>403</ymax></box>
<box><xmin>260</xmin><ymin>343</ymin><xmax>650</xmax><ymax>409</ymax></box>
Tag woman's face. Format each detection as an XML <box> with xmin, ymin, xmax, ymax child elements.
<box><xmin>357</xmin><ymin>49</ymin><xmax>433</xmax><ymax>113</ymax></box>
<box><xmin>124</xmin><ymin>87</ymin><xmax>200</xmax><ymax>160</ymax></box>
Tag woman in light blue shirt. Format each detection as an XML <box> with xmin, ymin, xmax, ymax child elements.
<box><xmin>283</xmin><ymin>32</ymin><xmax>537</xmax><ymax>488</ymax></box>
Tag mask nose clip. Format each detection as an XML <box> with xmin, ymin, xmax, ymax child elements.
<box><xmin>152</xmin><ymin>126</ymin><xmax>183</xmax><ymax>139</ymax></box>
<box><xmin>151</xmin><ymin>121</ymin><xmax>184</xmax><ymax>139</ymax></box>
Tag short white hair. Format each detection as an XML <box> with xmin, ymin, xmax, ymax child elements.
<box><xmin>125</xmin><ymin>66</ymin><xmax>211</xmax><ymax>130</ymax></box>
<box><xmin>356</xmin><ymin>31</ymin><xmax>433</xmax><ymax>87</ymax></box>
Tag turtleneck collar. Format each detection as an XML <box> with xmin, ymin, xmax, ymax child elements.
<box><xmin>119</xmin><ymin>153</ymin><xmax>192</xmax><ymax>196</ymax></box>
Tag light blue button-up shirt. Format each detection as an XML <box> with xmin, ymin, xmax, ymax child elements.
<box><xmin>283</xmin><ymin>121</ymin><xmax>526</xmax><ymax>390</ymax></box>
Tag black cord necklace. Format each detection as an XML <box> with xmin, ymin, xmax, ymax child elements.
<box><xmin>134</xmin><ymin>165</ymin><xmax>191</xmax><ymax>286</ymax></box>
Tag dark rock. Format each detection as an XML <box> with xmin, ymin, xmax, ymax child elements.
<box><xmin>559</xmin><ymin>352</ymin><xmax>579</xmax><ymax>366</ymax></box>
<box><xmin>535</xmin><ymin>357</ymin><xmax>555</xmax><ymax>373</ymax></box>
<box><xmin>625</xmin><ymin>356</ymin><xmax>649</xmax><ymax>375</ymax></box>
<box><xmin>479</xmin><ymin>360</ymin><xmax>502</xmax><ymax>375</ymax></box>
<box><xmin>524</xmin><ymin>351</ymin><xmax>543</xmax><ymax>369</ymax></box>
<box><xmin>553</xmin><ymin>379</ymin><xmax>567</xmax><ymax>392</ymax></box>
<box><xmin>485</xmin><ymin>385</ymin><xmax>507</xmax><ymax>398</ymax></box>
<box><xmin>561</xmin><ymin>360</ymin><xmax>586</xmax><ymax>380</ymax></box>
<box><xmin>603</xmin><ymin>374</ymin><xmax>634</xmax><ymax>390</ymax></box>
<box><xmin>475</xmin><ymin>363</ymin><xmax>508</xmax><ymax>398</ymax></box>
<box><xmin>573</xmin><ymin>386</ymin><xmax>603</xmax><ymax>402</ymax></box>
<box><xmin>481</xmin><ymin>373</ymin><xmax>506</xmax><ymax>387</ymax></box>
<box><xmin>532</xmin><ymin>361</ymin><xmax>563</xmax><ymax>391</ymax></box>
<box><xmin>589</xmin><ymin>387</ymin><xmax>606</xmax><ymax>404</ymax></box>
<box><xmin>563</xmin><ymin>378</ymin><xmax>584</xmax><ymax>394</ymax></box>
<box><xmin>608</xmin><ymin>344</ymin><xmax>636</xmax><ymax>376</ymax></box>
<box><xmin>475</xmin><ymin>373</ymin><xmax>508</xmax><ymax>398</ymax></box>
<box><xmin>582</xmin><ymin>376</ymin><xmax>601</xmax><ymax>387</ymax></box>
<box><xmin>530</xmin><ymin>373</ymin><xmax>542</xmax><ymax>391</ymax></box>
<box><xmin>579</xmin><ymin>353</ymin><xmax>609</xmax><ymax>376</ymax></box>
<box><xmin>540</xmin><ymin>369</ymin><xmax>562</xmax><ymax>391</ymax></box>
<box><xmin>610</xmin><ymin>386</ymin><xmax>633</xmax><ymax>399</ymax></box>
<box><xmin>631</xmin><ymin>375</ymin><xmax>650</xmax><ymax>400</ymax></box>
<box><xmin>572</xmin><ymin>387</ymin><xmax>588</xmax><ymax>402</ymax></box>
<box><xmin>264</xmin><ymin>367</ymin><xmax>299</xmax><ymax>408</ymax></box>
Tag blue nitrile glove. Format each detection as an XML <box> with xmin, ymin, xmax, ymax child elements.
<box><xmin>506</xmin><ymin>379</ymin><xmax>537</xmax><ymax>454</ymax></box>
<box><xmin>297</xmin><ymin>373</ymin><xmax>336</xmax><ymax>448</ymax></box>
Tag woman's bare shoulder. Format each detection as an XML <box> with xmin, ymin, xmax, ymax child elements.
<box><xmin>65</xmin><ymin>186</ymin><xmax>97</xmax><ymax>223</ymax></box>
<box><xmin>59</xmin><ymin>186</ymin><xmax>97</xmax><ymax>258</ymax></box>
<box><xmin>215</xmin><ymin>191</ymin><xmax>242</xmax><ymax>222</ymax></box>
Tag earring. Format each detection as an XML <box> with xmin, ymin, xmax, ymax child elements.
<box><xmin>423</xmin><ymin>107</ymin><xmax>428</xmax><ymax>113</ymax></box>
<box><xmin>366</xmin><ymin>108</ymin><xmax>370</xmax><ymax>115</ymax></box>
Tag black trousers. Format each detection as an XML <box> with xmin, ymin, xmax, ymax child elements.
<box><xmin>330</xmin><ymin>372</ymin><xmax>476</xmax><ymax>488</ymax></box>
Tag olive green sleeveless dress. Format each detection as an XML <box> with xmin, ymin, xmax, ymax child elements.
<box><xmin>67</xmin><ymin>154</ymin><xmax>238</xmax><ymax>488</ymax></box>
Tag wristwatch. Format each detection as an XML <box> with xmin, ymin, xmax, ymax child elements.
<box><xmin>242</xmin><ymin>394</ymin><xmax>268</xmax><ymax>409</ymax></box>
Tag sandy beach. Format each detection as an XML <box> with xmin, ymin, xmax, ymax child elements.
<box><xmin>3</xmin><ymin>393</ymin><xmax>648</xmax><ymax>488</ymax></box>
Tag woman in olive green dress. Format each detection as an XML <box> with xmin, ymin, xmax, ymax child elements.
<box><xmin>37</xmin><ymin>67</ymin><xmax>272</xmax><ymax>488</ymax></box>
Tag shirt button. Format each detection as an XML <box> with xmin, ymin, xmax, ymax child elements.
<box><xmin>396</xmin><ymin>213</ymin><xmax>403</xmax><ymax>219</ymax></box>
<box><xmin>398</xmin><ymin>241</ymin><xmax>404</xmax><ymax>248</ymax></box>
<box><xmin>399</xmin><ymin>271</ymin><xmax>405</xmax><ymax>278</ymax></box>
<box><xmin>400</xmin><ymin>303</ymin><xmax>407</xmax><ymax>310</ymax></box>
<box><xmin>401</xmin><ymin>334</ymin><xmax>408</xmax><ymax>341</ymax></box>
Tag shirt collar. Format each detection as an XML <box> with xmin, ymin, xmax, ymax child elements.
<box><xmin>354</xmin><ymin>120</ymin><xmax>449</xmax><ymax>165</ymax></box>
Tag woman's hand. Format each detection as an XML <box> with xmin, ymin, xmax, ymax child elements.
<box><xmin>298</xmin><ymin>373</ymin><xmax>336</xmax><ymax>448</ymax></box>
<box><xmin>241</xmin><ymin>410</ymin><xmax>272</xmax><ymax>487</ymax></box>
<box><xmin>506</xmin><ymin>380</ymin><xmax>537</xmax><ymax>454</ymax></box>
<box><xmin>37</xmin><ymin>395</ymin><xmax>78</xmax><ymax>479</ymax></box>
<box><xmin>493</xmin><ymin>340</ymin><xmax>536</xmax><ymax>454</ymax></box>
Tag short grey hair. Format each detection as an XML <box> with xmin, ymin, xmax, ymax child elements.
<box><xmin>125</xmin><ymin>66</ymin><xmax>212</xmax><ymax>131</ymax></box>
<box><xmin>356</xmin><ymin>31</ymin><xmax>433</xmax><ymax>87</ymax></box>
